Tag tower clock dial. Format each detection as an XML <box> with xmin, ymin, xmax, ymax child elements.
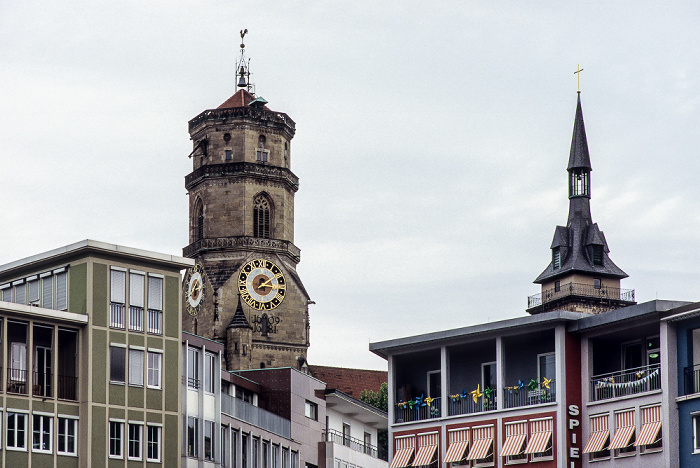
<box><xmin>185</xmin><ymin>264</ymin><xmax>205</xmax><ymax>316</ymax></box>
<box><xmin>238</xmin><ymin>259</ymin><xmax>286</xmax><ymax>311</ymax></box>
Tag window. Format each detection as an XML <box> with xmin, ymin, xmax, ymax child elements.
<box><xmin>291</xmin><ymin>450</ymin><xmax>299</xmax><ymax>468</ymax></box>
<box><xmin>233</xmin><ymin>430</ymin><xmax>240</xmax><ymax>468</ymax></box>
<box><xmin>694</xmin><ymin>413</ymin><xmax>700</xmax><ymax>453</ymax></box>
<box><xmin>222</xmin><ymin>426</ymin><xmax>229</xmax><ymax>467</ymax></box>
<box><xmin>253</xmin><ymin>194</ymin><xmax>272</xmax><ymax>238</ymax></box>
<box><xmin>569</xmin><ymin>168</ymin><xmax>589</xmax><ymax>197</ymax></box>
<box><xmin>128</xmin><ymin>348</ymin><xmax>144</xmax><ymax>386</ymax></box>
<box><xmin>253</xmin><ymin>436</ymin><xmax>260</xmax><ymax>468</ymax></box>
<box><xmin>444</xmin><ymin>429</ymin><xmax>469</xmax><ymax>464</ymax></box>
<box><xmin>343</xmin><ymin>423</ymin><xmax>351</xmax><ymax>447</ymax></box>
<box><xmin>110</xmin><ymin>268</ymin><xmax>126</xmax><ymax>328</ymax></box>
<box><xmin>129</xmin><ymin>271</ymin><xmax>144</xmax><ymax>331</ymax></box>
<box><xmin>110</xmin><ymin>346</ymin><xmax>126</xmax><ymax>383</ymax></box>
<box><xmin>482</xmin><ymin>362</ymin><xmax>497</xmax><ymax>395</ymax></box>
<box><xmin>272</xmin><ymin>444</ymin><xmax>280</xmax><ymax>468</ymax></box>
<box><xmin>552</xmin><ymin>248</ymin><xmax>561</xmax><ymax>269</ymax></box>
<box><xmin>262</xmin><ymin>440</ymin><xmax>270</xmax><ymax>468</ymax></box>
<box><xmin>305</xmin><ymin>400</ymin><xmax>318</xmax><ymax>420</ymax></box>
<box><xmin>34</xmin><ymin>325</ymin><xmax>53</xmax><ymax>398</ymax></box>
<box><xmin>610</xmin><ymin>410</ymin><xmax>635</xmax><ymax>457</ymax></box>
<box><xmin>647</xmin><ymin>337</ymin><xmax>661</xmax><ymax>366</ymax></box>
<box><xmin>243</xmin><ymin>433</ymin><xmax>249</xmax><ymax>468</ymax></box>
<box><xmin>1</xmin><ymin>269</ymin><xmax>67</xmax><ymax>311</ymax></box>
<box><xmin>41</xmin><ymin>274</ymin><xmax>53</xmax><ymax>309</ymax></box>
<box><xmin>226</xmin><ymin>149</ymin><xmax>233</xmax><ymax>161</ymax></box>
<box><xmin>636</xmin><ymin>405</ymin><xmax>662</xmax><ymax>452</ymax></box>
<box><xmin>109</xmin><ymin>421</ymin><xmax>124</xmax><ymax>458</ymax></box>
<box><xmin>128</xmin><ymin>423</ymin><xmax>143</xmax><ymax>460</ymax></box>
<box><xmin>593</xmin><ymin>278</ymin><xmax>601</xmax><ymax>289</ymax></box>
<box><xmin>554</xmin><ymin>280</ymin><xmax>560</xmax><ymax>292</ymax></box>
<box><xmin>7</xmin><ymin>412</ymin><xmax>27</xmax><ymax>450</ymax></box>
<box><xmin>591</xmin><ymin>245</ymin><xmax>604</xmax><ymax>265</ymax></box>
<box><xmin>147</xmin><ymin>275</ymin><xmax>163</xmax><ymax>334</ymax></box>
<box><xmin>1</xmin><ymin>283</ymin><xmax>11</xmax><ymax>302</ymax></box>
<box><xmin>414</xmin><ymin>432</ymin><xmax>438</xmax><ymax>466</ymax></box>
<box><xmin>525</xmin><ymin>418</ymin><xmax>553</xmax><ymax>460</ymax></box>
<box><xmin>57</xmin><ymin>417</ymin><xmax>77</xmax><ymax>455</ymax></box>
<box><xmin>364</xmin><ymin>432</ymin><xmax>372</xmax><ymax>455</ymax></box>
<box><xmin>538</xmin><ymin>353</ymin><xmax>556</xmax><ymax>391</ymax></box>
<box><xmin>205</xmin><ymin>352</ymin><xmax>216</xmax><ymax>393</ymax></box>
<box><xmin>55</xmin><ymin>271</ymin><xmax>68</xmax><ymax>310</ymax></box>
<box><xmin>32</xmin><ymin>414</ymin><xmax>52</xmax><ymax>452</ymax></box>
<box><xmin>187</xmin><ymin>416</ymin><xmax>198</xmax><ymax>457</ymax></box>
<box><xmin>147</xmin><ymin>351</ymin><xmax>162</xmax><ymax>388</ymax></box>
<box><xmin>14</xmin><ymin>282</ymin><xmax>26</xmax><ymax>305</ymax></box>
<box><xmin>282</xmin><ymin>446</ymin><xmax>290</xmax><ymax>468</ymax></box>
<box><xmin>27</xmin><ymin>277</ymin><xmax>40</xmax><ymax>305</ymax></box>
<box><xmin>502</xmin><ymin>421</ymin><xmax>527</xmax><ymax>463</ymax></box>
<box><xmin>205</xmin><ymin>420</ymin><xmax>215</xmax><ymax>461</ymax></box>
<box><xmin>583</xmin><ymin>413</ymin><xmax>610</xmax><ymax>460</ymax></box>
<box><xmin>256</xmin><ymin>135</ymin><xmax>269</xmax><ymax>163</ymax></box>
<box><xmin>147</xmin><ymin>425</ymin><xmax>161</xmax><ymax>462</ymax></box>
<box><xmin>188</xmin><ymin>347</ymin><xmax>200</xmax><ymax>389</ymax></box>
<box><xmin>466</xmin><ymin>425</ymin><xmax>494</xmax><ymax>465</ymax></box>
<box><xmin>194</xmin><ymin>199</ymin><xmax>204</xmax><ymax>241</ymax></box>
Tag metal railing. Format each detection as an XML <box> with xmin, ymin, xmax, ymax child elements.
<box><xmin>129</xmin><ymin>306</ymin><xmax>143</xmax><ymax>332</ymax></box>
<box><xmin>683</xmin><ymin>364</ymin><xmax>700</xmax><ymax>395</ymax></box>
<box><xmin>503</xmin><ymin>381</ymin><xmax>556</xmax><ymax>408</ymax></box>
<box><xmin>394</xmin><ymin>397</ymin><xmax>440</xmax><ymax>423</ymax></box>
<box><xmin>590</xmin><ymin>364</ymin><xmax>660</xmax><ymax>401</ymax></box>
<box><xmin>528</xmin><ymin>282</ymin><xmax>635</xmax><ymax>309</ymax></box>
<box><xmin>221</xmin><ymin>393</ymin><xmax>291</xmax><ymax>439</ymax></box>
<box><xmin>57</xmin><ymin>375</ymin><xmax>78</xmax><ymax>400</ymax></box>
<box><xmin>7</xmin><ymin>368</ymin><xmax>27</xmax><ymax>394</ymax></box>
<box><xmin>323</xmin><ymin>429</ymin><xmax>385</xmax><ymax>459</ymax></box>
<box><xmin>147</xmin><ymin>309</ymin><xmax>163</xmax><ymax>335</ymax></box>
<box><xmin>110</xmin><ymin>302</ymin><xmax>125</xmax><ymax>328</ymax></box>
<box><xmin>33</xmin><ymin>371</ymin><xmax>52</xmax><ymax>397</ymax></box>
<box><xmin>449</xmin><ymin>395</ymin><xmax>497</xmax><ymax>416</ymax></box>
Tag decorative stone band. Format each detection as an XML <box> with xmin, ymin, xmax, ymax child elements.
<box><xmin>185</xmin><ymin>161</ymin><xmax>299</xmax><ymax>192</ymax></box>
<box><xmin>183</xmin><ymin>236</ymin><xmax>301</xmax><ymax>262</ymax></box>
<box><xmin>189</xmin><ymin>106</ymin><xmax>296</xmax><ymax>133</ymax></box>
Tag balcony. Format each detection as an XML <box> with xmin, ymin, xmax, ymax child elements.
<box><xmin>323</xmin><ymin>429</ymin><xmax>387</xmax><ymax>460</ymax></box>
<box><xmin>502</xmin><ymin>380</ymin><xmax>556</xmax><ymax>408</ymax></box>
<box><xmin>7</xmin><ymin>368</ymin><xmax>27</xmax><ymax>394</ymax></box>
<box><xmin>448</xmin><ymin>394</ymin><xmax>497</xmax><ymax>416</ymax></box>
<box><xmin>590</xmin><ymin>364</ymin><xmax>660</xmax><ymax>401</ymax></box>
<box><xmin>683</xmin><ymin>364</ymin><xmax>700</xmax><ymax>396</ymax></box>
<box><xmin>221</xmin><ymin>392</ymin><xmax>291</xmax><ymax>439</ymax></box>
<box><xmin>33</xmin><ymin>371</ymin><xmax>52</xmax><ymax>398</ymax></box>
<box><xmin>395</xmin><ymin>397</ymin><xmax>440</xmax><ymax>423</ymax></box>
<box><xmin>57</xmin><ymin>375</ymin><xmax>78</xmax><ymax>400</ymax></box>
<box><xmin>528</xmin><ymin>282</ymin><xmax>635</xmax><ymax>310</ymax></box>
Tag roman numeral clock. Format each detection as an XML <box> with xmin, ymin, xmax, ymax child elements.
<box><xmin>238</xmin><ymin>259</ymin><xmax>286</xmax><ymax>311</ymax></box>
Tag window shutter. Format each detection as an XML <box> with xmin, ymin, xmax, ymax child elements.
<box><xmin>129</xmin><ymin>349</ymin><xmax>144</xmax><ymax>386</ymax></box>
<box><xmin>28</xmin><ymin>279</ymin><xmax>40</xmax><ymax>304</ymax></box>
<box><xmin>148</xmin><ymin>276</ymin><xmax>163</xmax><ymax>311</ymax></box>
<box><xmin>42</xmin><ymin>276</ymin><xmax>53</xmax><ymax>309</ymax></box>
<box><xmin>111</xmin><ymin>269</ymin><xmax>126</xmax><ymax>303</ymax></box>
<box><xmin>15</xmin><ymin>283</ymin><xmax>26</xmax><ymax>305</ymax></box>
<box><xmin>130</xmin><ymin>273</ymin><xmax>145</xmax><ymax>308</ymax></box>
<box><xmin>55</xmin><ymin>272</ymin><xmax>68</xmax><ymax>310</ymax></box>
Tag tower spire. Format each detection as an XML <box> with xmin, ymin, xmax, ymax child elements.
<box><xmin>236</xmin><ymin>29</ymin><xmax>253</xmax><ymax>93</ymax></box>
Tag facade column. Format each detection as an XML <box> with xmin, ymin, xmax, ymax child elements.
<box><xmin>496</xmin><ymin>336</ymin><xmax>504</xmax><ymax>410</ymax></box>
<box><xmin>660</xmin><ymin>320</ymin><xmax>678</xmax><ymax>468</ymax></box>
<box><xmin>441</xmin><ymin>346</ymin><xmax>448</xmax><ymax>419</ymax></box>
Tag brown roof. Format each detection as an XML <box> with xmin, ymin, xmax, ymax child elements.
<box><xmin>309</xmin><ymin>365</ymin><xmax>387</xmax><ymax>398</ymax></box>
<box><xmin>217</xmin><ymin>89</ymin><xmax>269</xmax><ymax>110</ymax></box>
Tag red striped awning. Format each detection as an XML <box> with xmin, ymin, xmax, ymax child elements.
<box><xmin>524</xmin><ymin>431</ymin><xmax>551</xmax><ymax>454</ymax></box>
<box><xmin>609</xmin><ymin>411</ymin><xmax>635</xmax><ymax>450</ymax></box>
<box><xmin>443</xmin><ymin>441</ymin><xmax>469</xmax><ymax>463</ymax></box>
<box><xmin>390</xmin><ymin>448</ymin><xmax>414</xmax><ymax>468</ymax></box>
<box><xmin>583</xmin><ymin>415</ymin><xmax>610</xmax><ymax>453</ymax></box>
<box><xmin>412</xmin><ymin>445</ymin><xmax>437</xmax><ymax>466</ymax></box>
<box><xmin>635</xmin><ymin>406</ymin><xmax>662</xmax><ymax>446</ymax></box>
<box><xmin>501</xmin><ymin>434</ymin><xmax>526</xmax><ymax>457</ymax></box>
<box><xmin>466</xmin><ymin>438</ymin><xmax>493</xmax><ymax>460</ymax></box>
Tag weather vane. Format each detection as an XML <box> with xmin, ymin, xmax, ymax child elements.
<box><xmin>574</xmin><ymin>64</ymin><xmax>584</xmax><ymax>93</ymax></box>
<box><xmin>236</xmin><ymin>29</ymin><xmax>253</xmax><ymax>92</ymax></box>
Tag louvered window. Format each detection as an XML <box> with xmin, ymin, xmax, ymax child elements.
<box><xmin>254</xmin><ymin>195</ymin><xmax>272</xmax><ymax>239</ymax></box>
<box><xmin>14</xmin><ymin>282</ymin><xmax>26</xmax><ymax>305</ymax></box>
<box><xmin>110</xmin><ymin>268</ymin><xmax>126</xmax><ymax>328</ymax></box>
<box><xmin>41</xmin><ymin>275</ymin><xmax>53</xmax><ymax>309</ymax></box>
<box><xmin>147</xmin><ymin>275</ymin><xmax>163</xmax><ymax>335</ymax></box>
<box><xmin>195</xmin><ymin>200</ymin><xmax>204</xmax><ymax>241</ymax></box>
<box><xmin>553</xmin><ymin>248</ymin><xmax>561</xmax><ymax>269</ymax></box>
<box><xmin>27</xmin><ymin>278</ymin><xmax>40</xmax><ymax>305</ymax></box>
<box><xmin>55</xmin><ymin>272</ymin><xmax>68</xmax><ymax>310</ymax></box>
<box><xmin>129</xmin><ymin>272</ymin><xmax>144</xmax><ymax>332</ymax></box>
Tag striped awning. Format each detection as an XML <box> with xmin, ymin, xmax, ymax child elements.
<box><xmin>524</xmin><ymin>431</ymin><xmax>551</xmax><ymax>454</ymax></box>
<box><xmin>501</xmin><ymin>434</ymin><xmax>526</xmax><ymax>457</ymax></box>
<box><xmin>635</xmin><ymin>406</ymin><xmax>662</xmax><ymax>447</ymax></box>
<box><xmin>390</xmin><ymin>448</ymin><xmax>414</xmax><ymax>468</ymax></box>
<box><xmin>465</xmin><ymin>438</ymin><xmax>493</xmax><ymax>460</ymax></box>
<box><xmin>443</xmin><ymin>441</ymin><xmax>469</xmax><ymax>463</ymax></box>
<box><xmin>609</xmin><ymin>411</ymin><xmax>635</xmax><ymax>450</ymax></box>
<box><xmin>412</xmin><ymin>445</ymin><xmax>437</xmax><ymax>466</ymax></box>
<box><xmin>583</xmin><ymin>415</ymin><xmax>610</xmax><ymax>453</ymax></box>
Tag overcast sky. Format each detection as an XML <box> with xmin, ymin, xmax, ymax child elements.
<box><xmin>2</xmin><ymin>2</ymin><xmax>700</xmax><ymax>370</ymax></box>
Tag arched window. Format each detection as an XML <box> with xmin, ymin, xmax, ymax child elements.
<box><xmin>194</xmin><ymin>199</ymin><xmax>204</xmax><ymax>241</ymax></box>
<box><xmin>253</xmin><ymin>194</ymin><xmax>272</xmax><ymax>238</ymax></box>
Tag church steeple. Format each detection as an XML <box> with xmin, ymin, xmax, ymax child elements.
<box><xmin>527</xmin><ymin>93</ymin><xmax>635</xmax><ymax>315</ymax></box>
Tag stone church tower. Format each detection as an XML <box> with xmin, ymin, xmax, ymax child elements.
<box><xmin>527</xmin><ymin>93</ymin><xmax>636</xmax><ymax>315</ymax></box>
<box><xmin>182</xmin><ymin>38</ymin><xmax>310</xmax><ymax>371</ymax></box>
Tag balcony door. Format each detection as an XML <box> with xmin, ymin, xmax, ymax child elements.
<box><xmin>35</xmin><ymin>346</ymin><xmax>52</xmax><ymax>397</ymax></box>
<box><xmin>427</xmin><ymin>370</ymin><xmax>441</xmax><ymax>399</ymax></box>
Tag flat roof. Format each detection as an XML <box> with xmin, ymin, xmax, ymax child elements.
<box><xmin>369</xmin><ymin>309</ymin><xmax>587</xmax><ymax>359</ymax></box>
<box><xmin>567</xmin><ymin>299</ymin><xmax>691</xmax><ymax>333</ymax></box>
<box><xmin>0</xmin><ymin>239</ymin><xmax>193</xmax><ymax>276</ymax></box>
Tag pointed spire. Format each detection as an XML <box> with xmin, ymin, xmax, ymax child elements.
<box><xmin>227</xmin><ymin>294</ymin><xmax>252</xmax><ymax>329</ymax></box>
<box><xmin>567</xmin><ymin>93</ymin><xmax>592</xmax><ymax>171</ymax></box>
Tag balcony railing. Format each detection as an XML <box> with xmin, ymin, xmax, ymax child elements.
<box><xmin>221</xmin><ymin>393</ymin><xmax>291</xmax><ymax>439</ymax></box>
<box><xmin>33</xmin><ymin>371</ymin><xmax>52</xmax><ymax>398</ymax></box>
<box><xmin>110</xmin><ymin>302</ymin><xmax>125</xmax><ymax>328</ymax></box>
<box><xmin>590</xmin><ymin>364</ymin><xmax>660</xmax><ymax>401</ymax></box>
<box><xmin>503</xmin><ymin>381</ymin><xmax>556</xmax><ymax>408</ymax></box>
<box><xmin>395</xmin><ymin>397</ymin><xmax>440</xmax><ymax>423</ymax></box>
<box><xmin>449</xmin><ymin>395</ymin><xmax>497</xmax><ymax>416</ymax></box>
<box><xmin>7</xmin><ymin>368</ymin><xmax>27</xmax><ymax>394</ymax></box>
<box><xmin>57</xmin><ymin>375</ymin><xmax>78</xmax><ymax>400</ymax></box>
<box><xmin>129</xmin><ymin>306</ymin><xmax>143</xmax><ymax>332</ymax></box>
<box><xmin>147</xmin><ymin>309</ymin><xmax>163</xmax><ymax>335</ymax></box>
<box><xmin>323</xmin><ymin>429</ymin><xmax>386</xmax><ymax>460</ymax></box>
<box><xmin>528</xmin><ymin>282</ymin><xmax>635</xmax><ymax>309</ymax></box>
<box><xmin>683</xmin><ymin>364</ymin><xmax>700</xmax><ymax>396</ymax></box>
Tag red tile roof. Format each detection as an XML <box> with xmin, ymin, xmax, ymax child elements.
<box><xmin>309</xmin><ymin>365</ymin><xmax>387</xmax><ymax>398</ymax></box>
<box><xmin>218</xmin><ymin>89</ymin><xmax>268</xmax><ymax>110</ymax></box>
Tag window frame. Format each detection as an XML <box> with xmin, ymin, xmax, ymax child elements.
<box><xmin>57</xmin><ymin>416</ymin><xmax>78</xmax><ymax>456</ymax></box>
<box><xmin>32</xmin><ymin>413</ymin><xmax>53</xmax><ymax>453</ymax></box>
<box><xmin>109</xmin><ymin>420</ymin><xmax>125</xmax><ymax>459</ymax></box>
<box><xmin>147</xmin><ymin>350</ymin><xmax>163</xmax><ymax>389</ymax></box>
<box><xmin>187</xmin><ymin>416</ymin><xmax>199</xmax><ymax>458</ymax></box>
<box><xmin>205</xmin><ymin>419</ymin><xmax>216</xmax><ymax>461</ymax></box>
<box><xmin>304</xmin><ymin>400</ymin><xmax>318</xmax><ymax>420</ymax></box>
<box><xmin>204</xmin><ymin>351</ymin><xmax>216</xmax><ymax>394</ymax></box>
<box><xmin>109</xmin><ymin>345</ymin><xmax>126</xmax><ymax>384</ymax></box>
<box><xmin>147</xmin><ymin>424</ymin><xmax>162</xmax><ymax>462</ymax></box>
<box><xmin>6</xmin><ymin>411</ymin><xmax>28</xmax><ymax>451</ymax></box>
<box><xmin>128</xmin><ymin>347</ymin><xmax>145</xmax><ymax>387</ymax></box>
<box><xmin>188</xmin><ymin>347</ymin><xmax>200</xmax><ymax>389</ymax></box>
<box><xmin>128</xmin><ymin>422</ymin><xmax>143</xmax><ymax>461</ymax></box>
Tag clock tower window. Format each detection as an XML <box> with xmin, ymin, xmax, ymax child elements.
<box><xmin>256</xmin><ymin>135</ymin><xmax>269</xmax><ymax>163</ymax></box>
<box><xmin>253</xmin><ymin>194</ymin><xmax>272</xmax><ymax>239</ymax></box>
<box><xmin>194</xmin><ymin>199</ymin><xmax>204</xmax><ymax>241</ymax></box>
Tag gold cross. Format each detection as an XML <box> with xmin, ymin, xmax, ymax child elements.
<box><xmin>574</xmin><ymin>65</ymin><xmax>584</xmax><ymax>93</ymax></box>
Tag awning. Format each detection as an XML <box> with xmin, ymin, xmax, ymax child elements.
<box><xmin>635</xmin><ymin>421</ymin><xmax>662</xmax><ymax>446</ymax></box>
<box><xmin>582</xmin><ymin>431</ymin><xmax>609</xmax><ymax>453</ymax></box>
<box><xmin>608</xmin><ymin>426</ymin><xmax>635</xmax><ymax>450</ymax></box>
<box><xmin>443</xmin><ymin>441</ymin><xmax>469</xmax><ymax>463</ymax></box>
<box><xmin>465</xmin><ymin>438</ymin><xmax>493</xmax><ymax>460</ymax></box>
<box><xmin>500</xmin><ymin>433</ymin><xmax>526</xmax><ymax>457</ymax></box>
<box><xmin>412</xmin><ymin>445</ymin><xmax>437</xmax><ymax>467</ymax></box>
<box><xmin>390</xmin><ymin>448</ymin><xmax>414</xmax><ymax>468</ymax></box>
<box><xmin>524</xmin><ymin>431</ymin><xmax>551</xmax><ymax>454</ymax></box>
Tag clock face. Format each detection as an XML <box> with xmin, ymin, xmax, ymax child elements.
<box><xmin>238</xmin><ymin>259</ymin><xmax>286</xmax><ymax>311</ymax></box>
<box><xmin>185</xmin><ymin>265</ymin><xmax>205</xmax><ymax>316</ymax></box>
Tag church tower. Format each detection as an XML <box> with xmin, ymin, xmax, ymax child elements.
<box><xmin>183</xmin><ymin>33</ymin><xmax>310</xmax><ymax>370</ymax></box>
<box><xmin>527</xmin><ymin>93</ymin><xmax>635</xmax><ymax>315</ymax></box>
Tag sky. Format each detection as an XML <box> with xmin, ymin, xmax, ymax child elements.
<box><xmin>2</xmin><ymin>2</ymin><xmax>700</xmax><ymax>370</ymax></box>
